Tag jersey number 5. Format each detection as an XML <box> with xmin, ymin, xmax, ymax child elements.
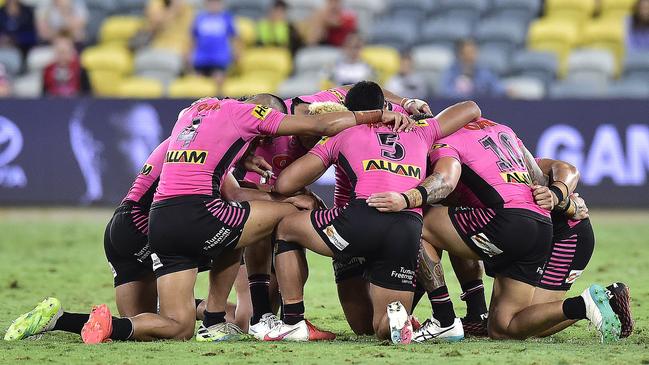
<box><xmin>376</xmin><ymin>132</ymin><xmax>405</xmax><ymax>161</ymax></box>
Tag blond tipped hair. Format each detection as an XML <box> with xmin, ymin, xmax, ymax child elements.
<box><xmin>308</xmin><ymin>101</ymin><xmax>348</xmax><ymax>115</ymax></box>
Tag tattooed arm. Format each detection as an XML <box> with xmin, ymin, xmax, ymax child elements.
<box><xmin>367</xmin><ymin>157</ymin><xmax>461</xmax><ymax>212</ymax></box>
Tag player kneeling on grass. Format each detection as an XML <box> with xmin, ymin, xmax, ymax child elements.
<box><xmin>367</xmin><ymin>118</ymin><xmax>623</xmax><ymax>343</ymax></box>
<box><xmin>266</xmin><ymin>100</ymin><xmax>481</xmax><ymax>343</ymax></box>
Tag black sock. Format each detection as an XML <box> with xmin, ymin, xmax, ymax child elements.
<box><xmin>52</xmin><ymin>312</ymin><xmax>89</xmax><ymax>334</ymax></box>
<box><xmin>249</xmin><ymin>274</ymin><xmax>272</xmax><ymax>325</ymax></box>
<box><xmin>411</xmin><ymin>284</ymin><xmax>426</xmax><ymax>313</ymax></box>
<box><xmin>110</xmin><ymin>318</ymin><xmax>133</xmax><ymax>340</ymax></box>
<box><xmin>562</xmin><ymin>296</ymin><xmax>587</xmax><ymax>320</ymax></box>
<box><xmin>460</xmin><ymin>280</ymin><xmax>488</xmax><ymax>320</ymax></box>
<box><xmin>195</xmin><ymin>299</ymin><xmax>203</xmax><ymax>309</ymax></box>
<box><xmin>282</xmin><ymin>302</ymin><xmax>304</xmax><ymax>325</ymax></box>
<box><xmin>429</xmin><ymin>286</ymin><xmax>456</xmax><ymax>327</ymax></box>
<box><xmin>203</xmin><ymin>311</ymin><xmax>226</xmax><ymax>328</ymax></box>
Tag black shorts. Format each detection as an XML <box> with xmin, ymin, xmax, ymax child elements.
<box><xmin>104</xmin><ymin>202</ymin><xmax>153</xmax><ymax>287</ymax></box>
<box><xmin>538</xmin><ymin>218</ymin><xmax>595</xmax><ymax>291</ymax></box>
<box><xmin>449</xmin><ymin>207</ymin><xmax>552</xmax><ymax>287</ymax></box>
<box><xmin>148</xmin><ymin>195</ymin><xmax>249</xmax><ymax>278</ymax></box>
<box><xmin>194</xmin><ymin>65</ymin><xmax>227</xmax><ymax>76</ymax></box>
<box><xmin>311</xmin><ymin>199</ymin><xmax>422</xmax><ymax>292</ymax></box>
<box><xmin>332</xmin><ymin>255</ymin><xmax>367</xmax><ymax>283</ymax></box>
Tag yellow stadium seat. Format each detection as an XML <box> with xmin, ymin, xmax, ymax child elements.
<box><xmin>236</xmin><ymin>17</ymin><xmax>257</xmax><ymax>47</ymax></box>
<box><xmin>168</xmin><ymin>76</ymin><xmax>217</xmax><ymax>98</ymax></box>
<box><xmin>81</xmin><ymin>45</ymin><xmax>133</xmax><ymax>74</ymax></box>
<box><xmin>545</xmin><ymin>0</ymin><xmax>596</xmax><ymax>23</ymax></box>
<box><xmin>361</xmin><ymin>46</ymin><xmax>400</xmax><ymax>83</ymax></box>
<box><xmin>239</xmin><ymin>47</ymin><xmax>292</xmax><ymax>78</ymax></box>
<box><xmin>528</xmin><ymin>19</ymin><xmax>580</xmax><ymax>75</ymax></box>
<box><xmin>601</xmin><ymin>0</ymin><xmax>635</xmax><ymax>19</ymax></box>
<box><xmin>117</xmin><ymin>77</ymin><xmax>164</xmax><ymax>98</ymax></box>
<box><xmin>223</xmin><ymin>77</ymin><xmax>276</xmax><ymax>98</ymax></box>
<box><xmin>88</xmin><ymin>71</ymin><xmax>124</xmax><ymax>97</ymax></box>
<box><xmin>580</xmin><ymin>19</ymin><xmax>625</xmax><ymax>75</ymax></box>
<box><xmin>99</xmin><ymin>16</ymin><xmax>144</xmax><ymax>46</ymax></box>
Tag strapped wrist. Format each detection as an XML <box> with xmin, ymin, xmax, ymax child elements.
<box><xmin>549</xmin><ymin>185</ymin><xmax>564</xmax><ymax>205</ymax></box>
<box><xmin>400</xmin><ymin>193</ymin><xmax>411</xmax><ymax>209</ymax></box>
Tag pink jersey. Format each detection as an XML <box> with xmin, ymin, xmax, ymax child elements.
<box><xmin>284</xmin><ymin>88</ymin><xmax>348</xmax><ymax>113</ymax></box>
<box><xmin>154</xmin><ymin>98</ymin><xmax>286</xmax><ymax>202</ymax></box>
<box><xmin>310</xmin><ymin>119</ymin><xmax>442</xmax><ymax>214</ymax></box>
<box><xmin>123</xmin><ymin>138</ymin><xmax>170</xmax><ymax>208</ymax></box>
<box><xmin>429</xmin><ymin>118</ymin><xmax>549</xmax><ymax>217</ymax></box>
<box><xmin>243</xmin><ymin>136</ymin><xmax>308</xmax><ymax>184</ymax></box>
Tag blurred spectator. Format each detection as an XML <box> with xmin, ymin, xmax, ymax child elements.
<box><xmin>42</xmin><ymin>33</ymin><xmax>90</xmax><ymax>97</ymax></box>
<box><xmin>439</xmin><ymin>39</ymin><xmax>505</xmax><ymax>98</ymax></box>
<box><xmin>138</xmin><ymin>0</ymin><xmax>194</xmax><ymax>55</ymax></box>
<box><xmin>0</xmin><ymin>64</ymin><xmax>12</xmax><ymax>97</ymax></box>
<box><xmin>257</xmin><ymin>0</ymin><xmax>302</xmax><ymax>55</ymax></box>
<box><xmin>307</xmin><ymin>0</ymin><xmax>357</xmax><ymax>47</ymax></box>
<box><xmin>36</xmin><ymin>0</ymin><xmax>88</xmax><ymax>44</ymax></box>
<box><xmin>191</xmin><ymin>0</ymin><xmax>237</xmax><ymax>96</ymax></box>
<box><xmin>0</xmin><ymin>0</ymin><xmax>38</xmax><ymax>56</ymax></box>
<box><xmin>386</xmin><ymin>52</ymin><xmax>427</xmax><ymax>99</ymax></box>
<box><xmin>627</xmin><ymin>0</ymin><xmax>649</xmax><ymax>52</ymax></box>
<box><xmin>331</xmin><ymin>32</ymin><xmax>373</xmax><ymax>85</ymax></box>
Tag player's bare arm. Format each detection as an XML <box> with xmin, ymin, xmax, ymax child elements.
<box><xmin>528</xmin><ymin>155</ymin><xmax>581</xmax><ymax>213</ymax></box>
<box><xmin>276</xmin><ymin>110</ymin><xmax>415</xmax><ymax>137</ymax></box>
<box><xmin>272</xmin><ymin>154</ymin><xmax>327</xmax><ymax>197</ymax></box>
<box><xmin>436</xmin><ymin>101</ymin><xmax>481</xmax><ymax>137</ymax></box>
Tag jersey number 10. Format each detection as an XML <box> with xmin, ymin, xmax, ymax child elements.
<box><xmin>479</xmin><ymin>133</ymin><xmax>526</xmax><ymax>173</ymax></box>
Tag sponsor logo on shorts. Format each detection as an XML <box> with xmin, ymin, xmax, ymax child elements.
<box><xmin>151</xmin><ymin>253</ymin><xmax>163</xmax><ymax>271</ymax></box>
<box><xmin>333</xmin><ymin>256</ymin><xmax>365</xmax><ymax>271</ymax></box>
<box><xmin>499</xmin><ymin>171</ymin><xmax>532</xmax><ymax>185</ymax></box>
<box><xmin>134</xmin><ymin>244</ymin><xmax>152</xmax><ymax>262</ymax></box>
<box><xmin>470</xmin><ymin>233</ymin><xmax>503</xmax><ymax>257</ymax></box>
<box><xmin>165</xmin><ymin>150</ymin><xmax>208</xmax><ymax>164</ymax></box>
<box><xmin>362</xmin><ymin>159</ymin><xmax>421</xmax><ymax>180</ymax></box>
<box><xmin>140</xmin><ymin>163</ymin><xmax>153</xmax><ymax>176</ymax></box>
<box><xmin>228</xmin><ymin>201</ymin><xmax>242</xmax><ymax>208</ymax></box>
<box><xmin>108</xmin><ymin>261</ymin><xmax>117</xmax><ymax>278</ymax></box>
<box><xmin>252</xmin><ymin>105</ymin><xmax>272</xmax><ymax>120</ymax></box>
<box><xmin>323</xmin><ymin>225</ymin><xmax>350</xmax><ymax>251</ymax></box>
<box><xmin>565</xmin><ymin>270</ymin><xmax>583</xmax><ymax>284</ymax></box>
<box><xmin>390</xmin><ymin>266</ymin><xmax>415</xmax><ymax>284</ymax></box>
<box><xmin>204</xmin><ymin>227</ymin><xmax>233</xmax><ymax>251</ymax></box>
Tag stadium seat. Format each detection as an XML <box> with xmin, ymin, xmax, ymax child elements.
<box><xmin>368</xmin><ymin>20</ymin><xmax>417</xmax><ymax>51</ymax></box>
<box><xmin>295</xmin><ymin>46</ymin><xmax>341</xmax><ymax>74</ymax></box>
<box><xmin>435</xmin><ymin>0</ymin><xmax>488</xmax><ymax>22</ymax></box>
<box><xmin>168</xmin><ymin>76</ymin><xmax>217</xmax><ymax>99</ymax></box>
<box><xmin>87</xmin><ymin>70</ymin><xmax>124</xmax><ymax>96</ymax></box>
<box><xmin>566</xmin><ymin>48</ymin><xmax>616</xmax><ymax>83</ymax></box>
<box><xmin>26</xmin><ymin>46</ymin><xmax>55</xmax><ymax>72</ymax></box>
<box><xmin>117</xmin><ymin>77</ymin><xmax>164</xmax><ymax>98</ymax></box>
<box><xmin>527</xmin><ymin>19</ymin><xmax>579</xmax><ymax>73</ymax></box>
<box><xmin>420</xmin><ymin>19</ymin><xmax>473</xmax><ymax>50</ymax></box>
<box><xmin>548</xmin><ymin>79</ymin><xmax>608</xmax><ymax>99</ymax></box>
<box><xmin>383</xmin><ymin>0</ymin><xmax>434</xmax><ymax>22</ymax></box>
<box><xmin>474</xmin><ymin>18</ymin><xmax>527</xmax><ymax>55</ymax></box>
<box><xmin>12</xmin><ymin>72</ymin><xmax>42</xmax><ymax>98</ymax></box>
<box><xmin>134</xmin><ymin>48</ymin><xmax>183</xmax><ymax>84</ymax></box>
<box><xmin>226</xmin><ymin>0</ymin><xmax>272</xmax><ymax>19</ymax></box>
<box><xmin>478</xmin><ymin>47</ymin><xmax>510</xmax><ymax>76</ymax></box>
<box><xmin>239</xmin><ymin>47</ymin><xmax>292</xmax><ymax>82</ymax></box>
<box><xmin>99</xmin><ymin>16</ymin><xmax>144</xmax><ymax>46</ymax></box>
<box><xmin>81</xmin><ymin>45</ymin><xmax>132</xmax><ymax>72</ymax></box>
<box><xmin>235</xmin><ymin>17</ymin><xmax>257</xmax><ymax>47</ymax></box>
<box><xmin>286</xmin><ymin>0</ymin><xmax>322</xmax><ymax>22</ymax></box>
<box><xmin>360</xmin><ymin>46</ymin><xmax>400</xmax><ymax>82</ymax></box>
<box><xmin>600</xmin><ymin>0</ymin><xmax>635</xmax><ymax>19</ymax></box>
<box><xmin>510</xmin><ymin>50</ymin><xmax>558</xmax><ymax>85</ymax></box>
<box><xmin>580</xmin><ymin>19</ymin><xmax>625</xmax><ymax>73</ymax></box>
<box><xmin>503</xmin><ymin>76</ymin><xmax>545</xmax><ymax>99</ymax></box>
<box><xmin>624</xmin><ymin>51</ymin><xmax>649</xmax><ymax>82</ymax></box>
<box><xmin>223</xmin><ymin>77</ymin><xmax>276</xmax><ymax>98</ymax></box>
<box><xmin>0</xmin><ymin>47</ymin><xmax>22</xmax><ymax>76</ymax></box>
<box><xmin>489</xmin><ymin>0</ymin><xmax>541</xmax><ymax>23</ymax></box>
<box><xmin>277</xmin><ymin>75</ymin><xmax>322</xmax><ymax>99</ymax></box>
<box><xmin>607</xmin><ymin>79</ymin><xmax>649</xmax><ymax>98</ymax></box>
<box><xmin>411</xmin><ymin>45</ymin><xmax>454</xmax><ymax>74</ymax></box>
<box><xmin>544</xmin><ymin>0</ymin><xmax>596</xmax><ymax>23</ymax></box>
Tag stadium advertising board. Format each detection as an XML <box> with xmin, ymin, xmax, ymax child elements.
<box><xmin>0</xmin><ymin>98</ymin><xmax>647</xmax><ymax>206</ymax></box>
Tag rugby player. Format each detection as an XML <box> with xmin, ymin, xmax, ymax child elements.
<box><xmin>367</xmin><ymin>117</ymin><xmax>623</xmax><ymax>342</ymax></box>
<box><xmin>266</xmin><ymin>100</ymin><xmax>481</xmax><ymax>343</ymax></box>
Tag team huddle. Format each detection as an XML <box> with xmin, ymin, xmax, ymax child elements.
<box><xmin>4</xmin><ymin>81</ymin><xmax>634</xmax><ymax>345</ymax></box>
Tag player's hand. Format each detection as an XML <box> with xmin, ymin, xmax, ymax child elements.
<box><xmin>404</xmin><ymin>99</ymin><xmax>432</xmax><ymax>115</ymax></box>
<box><xmin>367</xmin><ymin>192</ymin><xmax>407</xmax><ymax>212</ymax></box>
<box><xmin>285</xmin><ymin>194</ymin><xmax>319</xmax><ymax>210</ymax></box>
<box><xmin>382</xmin><ymin>111</ymin><xmax>416</xmax><ymax>133</ymax></box>
<box><xmin>244</xmin><ymin>154</ymin><xmax>272</xmax><ymax>179</ymax></box>
<box><xmin>532</xmin><ymin>185</ymin><xmax>554</xmax><ymax>210</ymax></box>
<box><xmin>571</xmin><ymin>193</ymin><xmax>589</xmax><ymax>220</ymax></box>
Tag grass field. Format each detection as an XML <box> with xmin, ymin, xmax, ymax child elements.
<box><xmin>0</xmin><ymin>208</ymin><xmax>647</xmax><ymax>365</ymax></box>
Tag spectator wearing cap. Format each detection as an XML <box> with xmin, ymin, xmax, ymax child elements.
<box><xmin>439</xmin><ymin>38</ymin><xmax>505</xmax><ymax>98</ymax></box>
<box><xmin>330</xmin><ymin>32</ymin><xmax>374</xmax><ymax>86</ymax></box>
<box><xmin>307</xmin><ymin>0</ymin><xmax>357</xmax><ymax>47</ymax></box>
<box><xmin>0</xmin><ymin>0</ymin><xmax>38</xmax><ymax>57</ymax></box>
<box><xmin>386</xmin><ymin>52</ymin><xmax>427</xmax><ymax>100</ymax></box>
<box><xmin>36</xmin><ymin>0</ymin><xmax>88</xmax><ymax>44</ymax></box>
<box><xmin>627</xmin><ymin>0</ymin><xmax>649</xmax><ymax>52</ymax></box>
<box><xmin>256</xmin><ymin>0</ymin><xmax>302</xmax><ymax>55</ymax></box>
<box><xmin>42</xmin><ymin>33</ymin><xmax>90</xmax><ymax>97</ymax></box>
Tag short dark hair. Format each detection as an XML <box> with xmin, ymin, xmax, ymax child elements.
<box><xmin>245</xmin><ymin>93</ymin><xmax>288</xmax><ymax>114</ymax></box>
<box><xmin>344</xmin><ymin>81</ymin><xmax>384</xmax><ymax>111</ymax></box>
<box><xmin>274</xmin><ymin>0</ymin><xmax>287</xmax><ymax>9</ymax></box>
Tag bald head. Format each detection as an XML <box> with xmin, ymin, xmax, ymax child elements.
<box><xmin>244</xmin><ymin>93</ymin><xmax>288</xmax><ymax>114</ymax></box>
